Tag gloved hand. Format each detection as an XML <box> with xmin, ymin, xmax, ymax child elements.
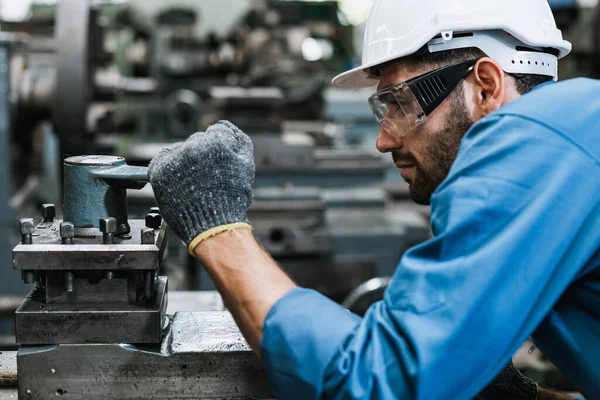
<box><xmin>474</xmin><ymin>360</ymin><xmax>538</xmax><ymax>400</ymax></box>
<box><xmin>148</xmin><ymin>120</ymin><xmax>255</xmax><ymax>255</ymax></box>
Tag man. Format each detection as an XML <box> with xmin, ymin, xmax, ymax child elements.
<box><xmin>148</xmin><ymin>0</ymin><xmax>600</xmax><ymax>398</ymax></box>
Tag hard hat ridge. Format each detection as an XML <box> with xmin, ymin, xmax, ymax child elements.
<box><xmin>333</xmin><ymin>0</ymin><xmax>572</xmax><ymax>89</ymax></box>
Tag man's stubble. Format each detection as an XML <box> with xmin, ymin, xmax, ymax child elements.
<box><xmin>407</xmin><ymin>86</ymin><xmax>474</xmax><ymax>205</ymax></box>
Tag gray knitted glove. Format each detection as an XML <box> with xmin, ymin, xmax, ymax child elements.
<box><xmin>149</xmin><ymin>120</ymin><xmax>254</xmax><ymax>254</ymax></box>
<box><xmin>474</xmin><ymin>361</ymin><xmax>538</xmax><ymax>400</ymax></box>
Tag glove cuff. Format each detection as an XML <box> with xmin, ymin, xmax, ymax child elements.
<box><xmin>188</xmin><ymin>222</ymin><xmax>252</xmax><ymax>256</ymax></box>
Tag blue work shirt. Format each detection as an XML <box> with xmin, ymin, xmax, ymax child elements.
<box><xmin>260</xmin><ymin>78</ymin><xmax>600</xmax><ymax>399</ymax></box>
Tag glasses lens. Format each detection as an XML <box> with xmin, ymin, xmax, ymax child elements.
<box><xmin>368</xmin><ymin>83</ymin><xmax>426</xmax><ymax>137</ymax></box>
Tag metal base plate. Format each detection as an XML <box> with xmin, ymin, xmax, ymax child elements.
<box><xmin>15</xmin><ymin>277</ymin><xmax>167</xmax><ymax>345</ymax></box>
<box><xmin>17</xmin><ymin>312</ymin><xmax>271</xmax><ymax>399</ymax></box>
<box><xmin>12</xmin><ymin>219</ymin><xmax>166</xmax><ymax>272</ymax></box>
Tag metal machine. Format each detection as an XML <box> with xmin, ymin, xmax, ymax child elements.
<box><xmin>92</xmin><ymin>3</ymin><xmax>432</xmax><ymax>296</ymax></box>
<box><xmin>0</xmin><ymin>0</ymin><xmax>432</xmax><ymax>324</ymax></box>
<box><xmin>14</xmin><ymin>156</ymin><xmax>164</xmax><ymax>345</ymax></box>
<box><xmin>8</xmin><ymin>155</ymin><xmax>269</xmax><ymax>399</ymax></box>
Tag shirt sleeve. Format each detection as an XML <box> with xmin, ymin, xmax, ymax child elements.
<box><xmin>260</xmin><ymin>114</ymin><xmax>600</xmax><ymax>400</ymax></box>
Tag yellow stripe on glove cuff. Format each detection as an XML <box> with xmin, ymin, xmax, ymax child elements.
<box><xmin>188</xmin><ymin>222</ymin><xmax>252</xmax><ymax>256</ymax></box>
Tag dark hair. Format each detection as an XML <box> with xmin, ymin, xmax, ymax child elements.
<box><xmin>373</xmin><ymin>47</ymin><xmax>552</xmax><ymax>95</ymax></box>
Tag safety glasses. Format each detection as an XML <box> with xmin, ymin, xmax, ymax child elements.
<box><xmin>368</xmin><ymin>59</ymin><xmax>479</xmax><ymax>137</ymax></box>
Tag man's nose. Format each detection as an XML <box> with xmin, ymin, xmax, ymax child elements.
<box><xmin>376</xmin><ymin>125</ymin><xmax>402</xmax><ymax>153</ymax></box>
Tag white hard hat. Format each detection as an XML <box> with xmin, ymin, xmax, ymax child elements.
<box><xmin>333</xmin><ymin>0</ymin><xmax>572</xmax><ymax>89</ymax></box>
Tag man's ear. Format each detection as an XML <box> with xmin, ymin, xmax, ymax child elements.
<box><xmin>470</xmin><ymin>58</ymin><xmax>506</xmax><ymax>119</ymax></box>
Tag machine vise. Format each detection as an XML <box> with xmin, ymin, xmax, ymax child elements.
<box><xmin>11</xmin><ymin>156</ymin><xmax>270</xmax><ymax>399</ymax></box>
<box><xmin>13</xmin><ymin>155</ymin><xmax>167</xmax><ymax>345</ymax></box>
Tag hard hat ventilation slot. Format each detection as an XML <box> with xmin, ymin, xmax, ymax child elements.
<box><xmin>432</xmin><ymin>32</ymin><xmax>473</xmax><ymax>40</ymax></box>
<box><xmin>511</xmin><ymin>59</ymin><xmax>548</xmax><ymax>67</ymax></box>
<box><xmin>515</xmin><ymin>46</ymin><xmax>559</xmax><ymax>57</ymax></box>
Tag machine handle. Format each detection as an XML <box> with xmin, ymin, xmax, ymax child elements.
<box><xmin>92</xmin><ymin>165</ymin><xmax>149</xmax><ymax>190</ymax></box>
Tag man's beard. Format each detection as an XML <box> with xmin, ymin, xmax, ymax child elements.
<box><xmin>395</xmin><ymin>88</ymin><xmax>474</xmax><ymax>205</ymax></box>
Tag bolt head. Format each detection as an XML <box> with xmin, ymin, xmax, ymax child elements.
<box><xmin>41</xmin><ymin>204</ymin><xmax>56</xmax><ymax>220</ymax></box>
<box><xmin>99</xmin><ymin>217</ymin><xmax>117</xmax><ymax>233</ymax></box>
<box><xmin>60</xmin><ymin>222</ymin><xmax>75</xmax><ymax>238</ymax></box>
<box><xmin>19</xmin><ymin>218</ymin><xmax>34</xmax><ymax>234</ymax></box>
<box><xmin>141</xmin><ymin>228</ymin><xmax>155</xmax><ymax>244</ymax></box>
<box><xmin>145</xmin><ymin>213</ymin><xmax>162</xmax><ymax>229</ymax></box>
<box><xmin>149</xmin><ymin>207</ymin><xmax>160</xmax><ymax>215</ymax></box>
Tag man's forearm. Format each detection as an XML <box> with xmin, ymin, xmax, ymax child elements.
<box><xmin>538</xmin><ymin>387</ymin><xmax>577</xmax><ymax>400</ymax></box>
<box><xmin>194</xmin><ymin>229</ymin><xmax>296</xmax><ymax>353</ymax></box>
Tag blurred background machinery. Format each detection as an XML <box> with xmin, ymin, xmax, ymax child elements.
<box><xmin>0</xmin><ymin>0</ymin><xmax>596</xmax><ymax>397</ymax></box>
<box><xmin>0</xmin><ymin>0</ymin><xmax>430</xmax><ymax>342</ymax></box>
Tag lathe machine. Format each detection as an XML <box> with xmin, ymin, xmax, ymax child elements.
<box><xmin>4</xmin><ymin>155</ymin><xmax>270</xmax><ymax>399</ymax></box>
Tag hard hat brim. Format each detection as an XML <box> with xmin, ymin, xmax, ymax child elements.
<box><xmin>332</xmin><ymin>66</ymin><xmax>379</xmax><ymax>89</ymax></box>
<box><xmin>332</xmin><ymin>50</ymin><xmax>414</xmax><ymax>89</ymax></box>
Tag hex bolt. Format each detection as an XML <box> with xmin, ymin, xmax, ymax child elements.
<box><xmin>145</xmin><ymin>213</ymin><xmax>162</xmax><ymax>229</ymax></box>
<box><xmin>149</xmin><ymin>207</ymin><xmax>160</xmax><ymax>215</ymax></box>
<box><xmin>60</xmin><ymin>222</ymin><xmax>75</xmax><ymax>244</ymax></box>
<box><xmin>23</xmin><ymin>271</ymin><xmax>35</xmax><ymax>284</ymax></box>
<box><xmin>99</xmin><ymin>217</ymin><xmax>117</xmax><ymax>244</ymax></box>
<box><xmin>141</xmin><ymin>228</ymin><xmax>155</xmax><ymax>244</ymax></box>
<box><xmin>19</xmin><ymin>218</ymin><xmax>34</xmax><ymax>244</ymax></box>
<box><xmin>65</xmin><ymin>272</ymin><xmax>75</xmax><ymax>292</ymax></box>
<box><xmin>117</xmin><ymin>223</ymin><xmax>130</xmax><ymax>236</ymax></box>
<box><xmin>105</xmin><ymin>271</ymin><xmax>114</xmax><ymax>280</ymax></box>
<box><xmin>41</xmin><ymin>204</ymin><xmax>56</xmax><ymax>222</ymax></box>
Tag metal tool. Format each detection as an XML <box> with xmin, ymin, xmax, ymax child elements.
<box><xmin>13</xmin><ymin>157</ymin><xmax>165</xmax><ymax>345</ymax></box>
<box><xmin>63</xmin><ymin>155</ymin><xmax>148</xmax><ymax>234</ymax></box>
<box><xmin>11</xmin><ymin>155</ymin><xmax>272</xmax><ymax>399</ymax></box>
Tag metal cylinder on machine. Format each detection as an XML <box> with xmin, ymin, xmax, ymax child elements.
<box><xmin>63</xmin><ymin>156</ymin><xmax>149</xmax><ymax>235</ymax></box>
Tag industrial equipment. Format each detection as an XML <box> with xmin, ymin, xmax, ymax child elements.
<box><xmin>0</xmin><ymin>1</ymin><xmax>432</xmax><ymax>344</ymax></box>
<box><xmin>0</xmin><ymin>0</ymin><xmax>588</xmax><ymax>396</ymax></box>
<box><xmin>9</xmin><ymin>155</ymin><xmax>270</xmax><ymax>399</ymax></box>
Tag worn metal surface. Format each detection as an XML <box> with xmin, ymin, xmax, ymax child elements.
<box><xmin>0</xmin><ymin>389</ymin><xmax>17</xmax><ymax>399</ymax></box>
<box><xmin>17</xmin><ymin>312</ymin><xmax>271</xmax><ymax>399</ymax></box>
<box><xmin>13</xmin><ymin>219</ymin><xmax>165</xmax><ymax>271</ymax></box>
<box><xmin>166</xmin><ymin>291</ymin><xmax>225</xmax><ymax>314</ymax></box>
<box><xmin>0</xmin><ymin>351</ymin><xmax>17</xmax><ymax>387</ymax></box>
<box><xmin>63</xmin><ymin>156</ymin><xmax>148</xmax><ymax>232</ymax></box>
<box><xmin>16</xmin><ymin>277</ymin><xmax>167</xmax><ymax>345</ymax></box>
<box><xmin>13</xmin><ymin>215</ymin><xmax>168</xmax><ymax>344</ymax></box>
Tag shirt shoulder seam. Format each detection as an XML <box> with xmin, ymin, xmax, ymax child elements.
<box><xmin>484</xmin><ymin>112</ymin><xmax>600</xmax><ymax>167</ymax></box>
